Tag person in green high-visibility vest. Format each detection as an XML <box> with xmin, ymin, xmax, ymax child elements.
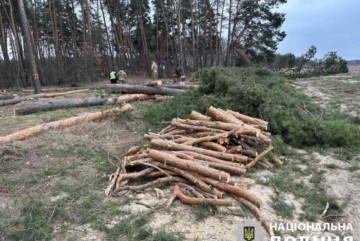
<box><xmin>109</xmin><ymin>69</ymin><xmax>118</xmax><ymax>84</ymax></box>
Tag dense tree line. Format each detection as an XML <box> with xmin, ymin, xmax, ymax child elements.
<box><xmin>0</xmin><ymin>0</ymin><xmax>286</xmax><ymax>89</ymax></box>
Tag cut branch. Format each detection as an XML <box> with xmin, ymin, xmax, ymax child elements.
<box><xmin>151</xmin><ymin>139</ymin><xmax>248</xmax><ymax>163</ymax></box>
<box><xmin>173</xmin><ymin>185</ymin><xmax>233</xmax><ymax>206</ymax></box>
<box><xmin>148</xmin><ymin>149</ymin><xmax>231</xmax><ymax>182</ymax></box>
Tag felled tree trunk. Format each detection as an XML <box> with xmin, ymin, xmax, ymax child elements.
<box><xmin>0</xmin><ymin>94</ymin><xmax>15</xmax><ymax>100</ymax></box>
<box><xmin>145</xmin><ymin>80</ymin><xmax>162</xmax><ymax>86</ymax></box>
<box><xmin>161</xmin><ymin>83</ymin><xmax>190</xmax><ymax>89</ymax></box>
<box><xmin>0</xmin><ymin>89</ymin><xmax>90</xmax><ymax>107</ymax></box>
<box><xmin>0</xmin><ymin>94</ymin><xmax>44</xmax><ymax>107</ymax></box>
<box><xmin>117</xmin><ymin>94</ymin><xmax>155</xmax><ymax>103</ymax></box>
<box><xmin>14</xmin><ymin>97</ymin><xmax>116</xmax><ymax>115</ymax></box>
<box><xmin>105</xmin><ymin>84</ymin><xmax>186</xmax><ymax>95</ymax></box>
<box><xmin>0</xmin><ymin>104</ymin><xmax>133</xmax><ymax>144</ymax></box>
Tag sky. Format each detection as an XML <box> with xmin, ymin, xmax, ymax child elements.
<box><xmin>276</xmin><ymin>0</ymin><xmax>360</xmax><ymax>60</ymax></box>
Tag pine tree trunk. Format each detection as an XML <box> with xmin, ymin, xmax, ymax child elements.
<box><xmin>18</xmin><ymin>0</ymin><xmax>41</xmax><ymax>93</ymax></box>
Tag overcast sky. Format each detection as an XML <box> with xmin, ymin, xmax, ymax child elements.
<box><xmin>276</xmin><ymin>0</ymin><xmax>360</xmax><ymax>60</ymax></box>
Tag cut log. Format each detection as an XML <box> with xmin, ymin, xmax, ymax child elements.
<box><xmin>173</xmin><ymin>185</ymin><xmax>233</xmax><ymax>206</ymax></box>
<box><xmin>199</xmin><ymin>141</ymin><xmax>227</xmax><ymax>152</ymax></box>
<box><xmin>105</xmin><ymin>84</ymin><xmax>186</xmax><ymax>96</ymax></box>
<box><xmin>0</xmin><ymin>94</ymin><xmax>44</xmax><ymax>107</ymax></box>
<box><xmin>245</xmin><ymin>146</ymin><xmax>274</xmax><ymax>169</ymax></box>
<box><xmin>189</xmin><ymin>111</ymin><xmax>211</xmax><ymax>121</ymax></box>
<box><xmin>201</xmin><ymin>177</ymin><xmax>262</xmax><ymax>208</ymax></box>
<box><xmin>0</xmin><ymin>104</ymin><xmax>133</xmax><ymax>144</ymax></box>
<box><xmin>145</xmin><ymin>170</ymin><xmax>178</xmax><ymax>178</ymax></box>
<box><xmin>105</xmin><ymin>167</ymin><xmax>121</xmax><ymax>196</ymax></box>
<box><xmin>151</xmin><ymin>139</ymin><xmax>249</xmax><ymax>163</ymax></box>
<box><xmin>22</xmin><ymin>87</ymin><xmax>88</xmax><ymax>92</ymax></box>
<box><xmin>0</xmin><ymin>89</ymin><xmax>90</xmax><ymax>107</ymax></box>
<box><xmin>226</xmin><ymin>109</ymin><xmax>268</xmax><ymax>129</ymax></box>
<box><xmin>0</xmin><ymin>94</ymin><xmax>15</xmax><ymax>100</ymax></box>
<box><xmin>119</xmin><ymin>176</ymin><xmax>187</xmax><ymax>191</ymax></box>
<box><xmin>207</xmin><ymin>106</ymin><xmax>243</xmax><ymax>124</ymax></box>
<box><xmin>194</xmin><ymin>159</ymin><xmax>246</xmax><ymax>175</ymax></box>
<box><xmin>115</xmin><ymin>168</ymin><xmax>155</xmax><ymax>189</ymax></box>
<box><xmin>183</xmin><ymin>132</ymin><xmax>228</xmax><ymax>145</ymax></box>
<box><xmin>145</xmin><ymin>80</ymin><xmax>162</xmax><ymax>86</ymax></box>
<box><xmin>182</xmin><ymin>151</ymin><xmax>244</xmax><ymax>167</ymax></box>
<box><xmin>41</xmin><ymin>89</ymin><xmax>90</xmax><ymax>98</ymax></box>
<box><xmin>14</xmin><ymin>97</ymin><xmax>116</xmax><ymax>115</ymax></box>
<box><xmin>177</xmin><ymin>118</ymin><xmax>241</xmax><ymax>131</ymax></box>
<box><xmin>117</xmin><ymin>94</ymin><xmax>154</xmax><ymax>103</ymax></box>
<box><xmin>176</xmin><ymin>183</ymin><xmax>205</xmax><ymax>198</ymax></box>
<box><xmin>171</xmin><ymin>119</ymin><xmax>224</xmax><ymax>133</ymax></box>
<box><xmin>161</xmin><ymin>83</ymin><xmax>190</xmax><ymax>89</ymax></box>
<box><xmin>154</xmin><ymin>95</ymin><xmax>173</xmax><ymax>102</ymax></box>
<box><xmin>148</xmin><ymin>149</ymin><xmax>231</xmax><ymax>182</ymax></box>
<box><xmin>152</xmin><ymin>161</ymin><xmax>223</xmax><ymax>197</ymax></box>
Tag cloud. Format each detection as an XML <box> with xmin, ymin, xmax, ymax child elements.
<box><xmin>277</xmin><ymin>0</ymin><xmax>360</xmax><ymax>60</ymax></box>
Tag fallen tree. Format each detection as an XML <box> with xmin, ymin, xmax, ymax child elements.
<box><xmin>0</xmin><ymin>89</ymin><xmax>90</xmax><ymax>107</ymax></box>
<box><xmin>0</xmin><ymin>94</ymin><xmax>15</xmax><ymax>100</ymax></box>
<box><xmin>0</xmin><ymin>104</ymin><xmax>133</xmax><ymax>144</ymax></box>
<box><xmin>105</xmin><ymin>84</ymin><xmax>186</xmax><ymax>95</ymax></box>
<box><xmin>14</xmin><ymin>94</ymin><xmax>172</xmax><ymax>115</ymax></box>
<box><xmin>0</xmin><ymin>94</ymin><xmax>44</xmax><ymax>107</ymax></box>
<box><xmin>14</xmin><ymin>97</ymin><xmax>116</xmax><ymax>115</ymax></box>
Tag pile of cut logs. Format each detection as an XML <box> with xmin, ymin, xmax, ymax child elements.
<box><xmin>106</xmin><ymin>106</ymin><xmax>280</xmax><ymax>234</ymax></box>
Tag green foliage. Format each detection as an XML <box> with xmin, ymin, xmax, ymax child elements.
<box><xmin>272</xmin><ymin>53</ymin><xmax>296</xmax><ymax>70</ymax></box>
<box><xmin>153</xmin><ymin>230</ymin><xmax>179</xmax><ymax>241</ymax></box>
<box><xmin>193</xmin><ymin>205</ymin><xmax>217</xmax><ymax>221</ymax></box>
<box><xmin>322</xmin><ymin>51</ymin><xmax>349</xmax><ymax>74</ymax></box>
<box><xmin>271</xmin><ymin>198</ymin><xmax>295</xmax><ymax>219</ymax></box>
<box><xmin>99</xmin><ymin>215</ymin><xmax>150</xmax><ymax>241</ymax></box>
<box><xmin>144</xmin><ymin>66</ymin><xmax>360</xmax><ymax>148</ymax></box>
<box><xmin>10</xmin><ymin>198</ymin><xmax>54</xmax><ymax>241</ymax></box>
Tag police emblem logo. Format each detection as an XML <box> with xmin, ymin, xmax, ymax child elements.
<box><xmin>244</xmin><ymin>226</ymin><xmax>255</xmax><ymax>241</ymax></box>
<box><xmin>233</xmin><ymin>219</ymin><xmax>265</xmax><ymax>241</ymax></box>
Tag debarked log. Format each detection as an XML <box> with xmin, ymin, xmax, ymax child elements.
<box><xmin>0</xmin><ymin>104</ymin><xmax>133</xmax><ymax>144</ymax></box>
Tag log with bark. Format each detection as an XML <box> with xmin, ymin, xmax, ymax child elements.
<box><xmin>0</xmin><ymin>89</ymin><xmax>90</xmax><ymax>107</ymax></box>
<box><xmin>0</xmin><ymin>94</ymin><xmax>15</xmax><ymax>100</ymax></box>
<box><xmin>104</xmin><ymin>84</ymin><xmax>186</xmax><ymax>95</ymax></box>
<box><xmin>13</xmin><ymin>93</ymin><xmax>172</xmax><ymax>116</ymax></box>
<box><xmin>0</xmin><ymin>104</ymin><xmax>133</xmax><ymax>145</ymax></box>
<box><xmin>14</xmin><ymin>97</ymin><xmax>117</xmax><ymax>115</ymax></box>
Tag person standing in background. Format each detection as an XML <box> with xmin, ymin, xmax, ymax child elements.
<box><xmin>117</xmin><ymin>69</ymin><xmax>128</xmax><ymax>83</ymax></box>
<box><xmin>151</xmin><ymin>61</ymin><xmax>158</xmax><ymax>80</ymax></box>
<box><xmin>109</xmin><ymin>69</ymin><xmax>118</xmax><ymax>84</ymax></box>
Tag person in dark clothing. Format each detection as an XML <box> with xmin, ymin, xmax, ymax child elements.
<box><xmin>175</xmin><ymin>64</ymin><xmax>182</xmax><ymax>77</ymax></box>
<box><xmin>109</xmin><ymin>69</ymin><xmax>118</xmax><ymax>84</ymax></box>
